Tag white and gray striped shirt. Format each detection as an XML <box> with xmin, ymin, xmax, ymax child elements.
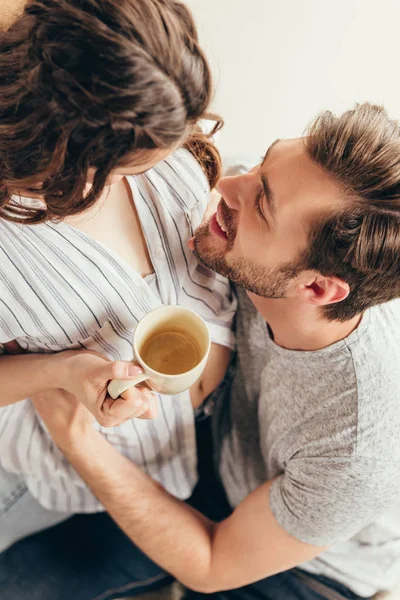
<box><xmin>0</xmin><ymin>149</ymin><xmax>236</xmax><ymax>513</ymax></box>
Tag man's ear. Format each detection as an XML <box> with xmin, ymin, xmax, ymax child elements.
<box><xmin>296</xmin><ymin>272</ymin><xmax>350</xmax><ymax>307</ymax></box>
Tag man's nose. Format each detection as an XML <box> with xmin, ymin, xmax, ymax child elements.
<box><xmin>216</xmin><ymin>175</ymin><xmax>242</xmax><ymax>211</ymax></box>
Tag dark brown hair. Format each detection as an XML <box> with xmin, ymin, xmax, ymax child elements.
<box><xmin>0</xmin><ymin>0</ymin><xmax>221</xmax><ymax>224</ymax></box>
<box><xmin>303</xmin><ymin>103</ymin><xmax>400</xmax><ymax>321</ymax></box>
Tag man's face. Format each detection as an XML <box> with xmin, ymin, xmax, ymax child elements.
<box><xmin>194</xmin><ymin>138</ymin><xmax>343</xmax><ymax>298</ymax></box>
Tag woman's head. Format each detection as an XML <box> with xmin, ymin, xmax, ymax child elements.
<box><xmin>0</xmin><ymin>0</ymin><xmax>217</xmax><ymax>223</ymax></box>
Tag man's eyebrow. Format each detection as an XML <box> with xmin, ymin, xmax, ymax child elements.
<box><xmin>259</xmin><ymin>138</ymin><xmax>280</xmax><ymax>220</ymax></box>
<box><xmin>260</xmin><ymin>138</ymin><xmax>281</xmax><ymax>168</ymax></box>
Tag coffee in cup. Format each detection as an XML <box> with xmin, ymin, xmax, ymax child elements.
<box><xmin>107</xmin><ymin>305</ymin><xmax>211</xmax><ymax>398</ymax></box>
<box><xmin>139</xmin><ymin>328</ymin><xmax>202</xmax><ymax>375</ymax></box>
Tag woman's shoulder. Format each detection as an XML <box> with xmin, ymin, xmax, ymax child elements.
<box><xmin>135</xmin><ymin>148</ymin><xmax>210</xmax><ymax>214</ymax></box>
<box><xmin>0</xmin><ymin>197</ymin><xmax>45</xmax><ymax>234</ymax></box>
<box><xmin>0</xmin><ymin>215</ymin><xmax>23</xmax><ymax>241</ymax></box>
<box><xmin>163</xmin><ymin>147</ymin><xmax>210</xmax><ymax>189</ymax></box>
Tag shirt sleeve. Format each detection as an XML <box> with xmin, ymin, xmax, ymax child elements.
<box><xmin>269</xmin><ymin>454</ymin><xmax>398</xmax><ymax>547</ymax></box>
<box><xmin>179</xmin><ymin>262</ymin><xmax>237</xmax><ymax>351</ymax></box>
<box><xmin>0</xmin><ymin>298</ymin><xmax>25</xmax><ymax>344</ymax></box>
<box><xmin>167</xmin><ymin>148</ymin><xmax>237</xmax><ymax>350</ymax></box>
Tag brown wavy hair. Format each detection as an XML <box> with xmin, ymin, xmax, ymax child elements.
<box><xmin>303</xmin><ymin>103</ymin><xmax>400</xmax><ymax>321</ymax></box>
<box><xmin>0</xmin><ymin>0</ymin><xmax>222</xmax><ymax>224</ymax></box>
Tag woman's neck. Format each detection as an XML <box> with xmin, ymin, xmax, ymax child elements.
<box><xmin>2</xmin><ymin>0</ymin><xmax>27</xmax><ymax>30</ymax></box>
<box><xmin>66</xmin><ymin>178</ymin><xmax>154</xmax><ymax>277</ymax></box>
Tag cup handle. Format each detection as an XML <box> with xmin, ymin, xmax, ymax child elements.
<box><xmin>107</xmin><ymin>373</ymin><xmax>150</xmax><ymax>400</ymax></box>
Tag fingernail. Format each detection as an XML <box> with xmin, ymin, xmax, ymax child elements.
<box><xmin>134</xmin><ymin>398</ymin><xmax>143</xmax><ymax>407</ymax></box>
<box><xmin>129</xmin><ymin>365</ymin><xmax>142</xmax><ymax>376</ymax></box>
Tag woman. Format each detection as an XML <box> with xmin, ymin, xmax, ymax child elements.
<box><xmin>0</xmin><ymin>1</ymin><xmax>236</xmax><ymax>595</ymax></box>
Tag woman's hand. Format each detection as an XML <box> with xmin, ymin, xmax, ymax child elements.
<box><xmin>3</xmin><ymin>341</ymin><xmax>158</xmax><ymax>427</ymax></box>
<box><xmin>58</xmin><ymin>350</ymin><xmax>158</xmax><ymax>426</ymax></box>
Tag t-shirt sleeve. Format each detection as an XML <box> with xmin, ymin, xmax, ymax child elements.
<box><xmin>269</xmin><ymin>454</ymin><xmax>398</xmax><ymax>547</ymax></box>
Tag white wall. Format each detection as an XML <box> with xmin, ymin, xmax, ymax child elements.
<box><xmin>186</xmin><ymin>0</ymin><xmax>400</xmax><ymax>161</ymax></box>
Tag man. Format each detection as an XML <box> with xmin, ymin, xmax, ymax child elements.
<box><xmin>2</xmin><ymin>102</ymin><xmax>400</xmax><ymax>600</ymax></box>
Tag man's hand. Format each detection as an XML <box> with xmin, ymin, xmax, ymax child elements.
<box><xmin>31</xmin><ymin>385</ymin><xmax>158</xmax><ymax>453</ymax></box>
<box><xmin>31</xmin><ymin>389</ymin><xmax>94</xmax><ymax>453</ymax></box>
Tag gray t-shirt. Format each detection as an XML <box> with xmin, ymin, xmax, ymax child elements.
<box><xmin>215</xmin><ymin>287</ymin><xmax>400</xmax><ymax>597</ymax></box>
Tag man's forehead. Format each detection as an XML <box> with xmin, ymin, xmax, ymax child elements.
<box><xmin>261</xmin><ymin>138</ymin><xmax>305</xmax><ymax>167</ymax></box>
<box><xmin>259</xmin><ymin>137</ymin><xmax>343</xmax><ymax>213</ymax></box>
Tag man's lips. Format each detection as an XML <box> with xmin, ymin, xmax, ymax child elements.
<box><xmin>209</xmin><ymin>212</ymin><xmax>228</xmax><ymax>240</ymax></box>
<box><xmin>209</xmin><ymin>200</ymin><xmax>231</xmax><ymax>240</ymax></box>
<box><xmin>216</xmin><ymin>202</ymin><xmax>228</xmax><ymax>232</ymax></box>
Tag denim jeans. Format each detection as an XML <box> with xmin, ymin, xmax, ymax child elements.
<box><xmin>0</xmin><ymin>467</ymin><xmax>71</xmax><ymax>553</ymax></box>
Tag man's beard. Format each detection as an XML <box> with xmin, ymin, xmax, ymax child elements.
<box><xmin>193</xmin><ymin>220</ymin><xmax>301</xmax><ymax>299</ymax></box>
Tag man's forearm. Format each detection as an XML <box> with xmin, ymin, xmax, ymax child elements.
<box><xmin>0</xmin><ymin>352</ymin><xmax>71</xmax><ymax>407</ymax></box>
<box><xmin>64</xmin><ymin>430</ymin><xmax>217</xmax><ymax>592</ymax></box>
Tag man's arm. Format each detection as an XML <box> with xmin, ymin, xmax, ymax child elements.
<box><xmin>62</xmin><ymin>432</ymin><xmax>324</xmax><ymax>592</ymax></box>
<box><xmin>38</xmin><ymin>396</ymin><xmax>325</xmax><ymax>594</ymax></box>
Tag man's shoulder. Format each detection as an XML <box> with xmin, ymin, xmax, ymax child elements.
<box><xmin>255</xmin><ymin>299</ymin><xmax>400</xmax><ymax>461</ymax></box>
<box><xmin>373</xmin><ymin>296</ymin><xmax>400</xmax><ymax>326</ymax></box>
<box><xmin>346</xmin><ymin>300</ymin><xmax>400</xmax><ymax>457</ymax></box>
<box><xmin>347</xmin><ymin>299</ymin><xmax>400</xmax><ymax>390</ymax></box>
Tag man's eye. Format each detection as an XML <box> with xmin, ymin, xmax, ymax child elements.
<box><xmin>255</xmin><ymin>190</ymin><xmax>265</xmax><ymax>221</ymax></box>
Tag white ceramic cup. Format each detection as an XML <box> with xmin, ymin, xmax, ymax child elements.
<box><xmin>107</xmin><ymin>305</ymin><xmax>211</xmax><ymax>399</ymax></box>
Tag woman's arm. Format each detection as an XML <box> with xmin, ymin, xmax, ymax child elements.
<box><xmin>2</xmin><ymin>337</ymin><xmax>230</xmax><ymax>415</ymax></box>
<box><xmin>0</xmin><ymin>350</ymin><xmax>74</xmax><ymax>407</ymax></box>
<box><xmin>0</xmin><ymin>350</ymin><xmax>152</xmax><ymax>426</ymax></box>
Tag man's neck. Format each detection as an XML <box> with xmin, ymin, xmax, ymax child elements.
<box><xmin>248</xmin><ymin>292</ymin><xmax>362</xmax><ymax>351</ymax></box>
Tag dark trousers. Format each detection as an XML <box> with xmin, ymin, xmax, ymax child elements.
<box><xmin>185</xmin><ymin>572</ymin><xmax>367</xmax><ymax>600</ymax></box>
<box><xmin>0</xmin><ymin>419</ymin><xmax>369</xmax><ymax>600</ymax></box>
